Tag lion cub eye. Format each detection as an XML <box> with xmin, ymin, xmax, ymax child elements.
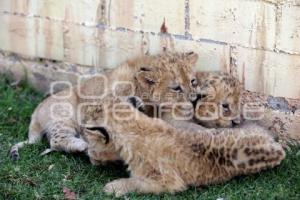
<box><xmin>191</xmin><ymin>78</ymin><xmax>198</xmax><ymax>87</ymax></box>
<box><xmin>222</xmin><ymin>103</ymin><xmax>230</xmax><ymax>112</ymax></box>
<box><xmin>198</xmin><ymin>94</ymin><xmax>207</xmax><ymax>99</ymax></box>
<box><xmin>171</xmin><ymin>85</ymin><xmax>183</xmax><ymax>92</ymax></box>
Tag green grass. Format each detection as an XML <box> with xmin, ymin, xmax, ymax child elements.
<box><xmin>0</xmin><ymin>76</ymin><xmax>299</xmax><ymax>200</ymax></box>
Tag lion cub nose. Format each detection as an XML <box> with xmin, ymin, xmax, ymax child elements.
<box><xmin>222</xmin><ymin>103</ymin><xmax>230</xmax><ymax>112</ymax></box>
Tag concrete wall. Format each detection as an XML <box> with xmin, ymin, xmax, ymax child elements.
<box><xmin>0</xmin><ymin>0</ymin><xmax>299</xmax><ymax>98</ymax></box>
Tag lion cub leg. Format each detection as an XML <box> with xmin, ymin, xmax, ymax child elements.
<box><xmin>46</xmin><ymin>121</ymin><xmax>88</xmax><ymax>153</ymax></box>
<box><xmin>10</xmin><ymin>117</ymin><xmax>43</xmax><ymax>160</ymax></box>
<box><xmin>104</xmin><ymin>168</ymin><xmax>187</xmax><ymax>197</ymax></box>
<box><xmin>49</xmin><ymin>133</ymin><xmax>88</xmax><ymax>153</ymax></box>
<box><xmin>103</xmin><ymin>177</ymin><xmax>171</xmax><ymax>197</ymax></box>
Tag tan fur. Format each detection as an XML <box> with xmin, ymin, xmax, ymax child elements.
<box><xmin>193</xmin><ymin>72</ymin><xmax>300</xmax><ymax>148</ymax></box>
<box><xmin>81</xmin><ymin>128</ymin><xmax>121</xmax><ymax>165</ymax></box>
<box><xmin>10</xmin><ymin>52</ymin><xmax>199</xmax><ymax>160</ymax></box>
<box><xmin>193</xmin><ymin>71</ymin><xmax>242</xmax><ymax>128</ymax></box>
<box><xmin>84</xmin><ymin>97</ymin><xmax>285</xmax><ymax>197</ymax></box>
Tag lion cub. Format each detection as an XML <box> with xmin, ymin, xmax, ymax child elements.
<box><xmin>193</xmin><ymin>71</ymin><xmax>300</xmax><ymax>147</ymax></box>
<box><xmin>10</xmin><ymin>52</ymin><xmax>199</xmax><ymax>160</ymax></box>
<box><xmin>84</xmin><ymin>96</ymin><xmax>285</xmax><ymax>197</ymax></box>
<box><xmin>192</xmin><ymin>71</ymin><xmax>242</xmax><ymax>128</ymax></box>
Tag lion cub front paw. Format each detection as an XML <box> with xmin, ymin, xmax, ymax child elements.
<box><xmin>103</xmin><ymin>179</ymin><xmax>132</xmax><ymax>197</ymax></box>
<box><xmin>69</xmin><ymin>138</ymin><xmax>88</xmax><ymax>152</ymax></box>
<box><xmin>126</xmin><ymin>96</ymin><xmax>145</xmax><ymax>112</ymax></box>
<box><xmin>10</xmin><ymin>149</ymin><xmax>19</xmax><ymax>161</ymax></box>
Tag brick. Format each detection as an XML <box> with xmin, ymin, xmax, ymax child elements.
<box><xmin>0</xmin><ymin>14</ymin><xmax>63</xmax><ymax>60</ymax></box>
<box><xmin>63</xmin><ymin>24</ymin><xmax>144</xmax><ymax>67</ymax></box>
<box><xmin>276</xmin><ymin>4</ymin><xmax>300</xmax><ymax>54</ymax></box>
<box><xmin>63</xmin><ymin>21</ymin><xmax>230</xmax><ymax>71</ymax></box>
<box><xmin>0</xmin><ymin>0</ymin><xmax>186</xmax><ymax>33</ymax></box>
<box><xmin>0</xmin><ymin>0</ymin><xmax>66</xmax><ymax>20</ymax></box>
<box><xmin>175</xmin><ymin>41</ymin><xmax>230</xmax><ymax>72</ymax></box>
<box><xmin>33</xmin><ymin>0</ymin><xmax>66</xmax><ymax>20</ymax></box>
<box><xmin>127</xmin><ymin>32</ymin><xmax>230</xmax><ymax>71</ymax></box>
<box><xmin>0</xmin><ymin>0</ymin><xmax>31</xmax><ymax>14</ymax></box>
<box><xmin>145</xmin><ymin>35</ymin><xmax>230</xmax><ymax>71</ymax></box>
<box><xmin>0</xmin><ymin>0</ymin><xmax>104</xmax><ymax>25</ymax></box>
<box><xmin>234</xmin><ymin>47</ymin><xmax>300</xmax><ymax>99</ymax></box>
<box><xmin>264</xmin><ymin>0</ymin><xmax>278</xmax><ymax>4</ymax></box>
<box><xmin>278</xmin><ymin>0</ymin><xmax>300</xmax><ymax>6</ymax></box>
<box><xmin>189</xmin><ymin>0</ymin><xmax>276</xmax><ymax>49</ymax></box>
<box><xmin>65</xmin><ymin>0</ymin><xmax>104</xmax><ymax>25</ymax></box>
<box><xmin>109</xmin><ymin>0</ymin><xmax>186</xmax><ymax>35</ymax></box>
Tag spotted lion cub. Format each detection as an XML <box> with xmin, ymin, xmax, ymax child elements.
<box><xmin>193</xmin><ymin>71</ymin><xmax>300</xmax><ymax>147</ymax></box>
<box><xmin>192</xmin><ymin>71</ymin><xmax>242</xmax><ymax>128</ymax></box>
<box><xmin>83</xmin><ymin>96</ymin><xmax>285</xmax><ymax>197</ymax></box>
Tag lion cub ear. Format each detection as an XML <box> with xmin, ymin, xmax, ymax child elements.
<box><xmin>185</xmin><ymin>51</ymin><xmax>199</xmax><ymax>65</ymax></box>
<box><xmin>135</xmin><ymin>67</ymin><xmax>157</xmax><ymax>89</ymax></box>
<box><xmin>85</xmin><ymin>127</ymin><xmax>110</xmax><ymax>144</ymax></box>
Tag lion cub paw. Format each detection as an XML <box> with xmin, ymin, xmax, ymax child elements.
<box><xmin>9</xmin><ymin>149</ymin><xmax>19</xmax><ymax>161</ymax></box>
<box><xmin>126</xmin><ymin>96</ymin><xmax>145</xmax><ymax>112</ymax></box>
<box><xmin>103</xmin><ymin>179</ymin><xmax>132</xmax><ymax>197</ymax></box>
<box><xmin>74</xmin><ymin>139</ymin><xmax>88</xmax><ymax>152</ymax></box>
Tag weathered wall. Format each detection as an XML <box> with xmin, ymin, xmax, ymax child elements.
<box><xmin>0</xmin><ymin>0</ymin><xmax>299</xmax><ymax>98</ymax></box>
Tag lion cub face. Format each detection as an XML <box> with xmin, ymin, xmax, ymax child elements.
<box><xmin>193</xmin><ymin>72</ymin><xmax>241</xmax><ymax>128</ymax></box>
<box><xmin>135</xmin><ymin>52</ymin><xmax>199</xmax><ymax>105</ymax></box>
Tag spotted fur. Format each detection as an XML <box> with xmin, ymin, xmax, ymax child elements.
<box><xmin>10</xmin><ymin>52</ymin><xmax>199</xmax><ymax>161</ymax></box>
<box><xmin>193</xmin><ymin>71</ymin><xmax>242</xmax><ymax>128</ymax></box>
<box><xmin>84</xmin><ymin>98</ymin><xmax>285</xmax><ymax>197</ymax></box>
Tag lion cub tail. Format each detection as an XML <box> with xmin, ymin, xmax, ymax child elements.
<box><xmin>10</xmin><ymin>117</ymin><xmax>43</xmax><ymax>161</ymax></box>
